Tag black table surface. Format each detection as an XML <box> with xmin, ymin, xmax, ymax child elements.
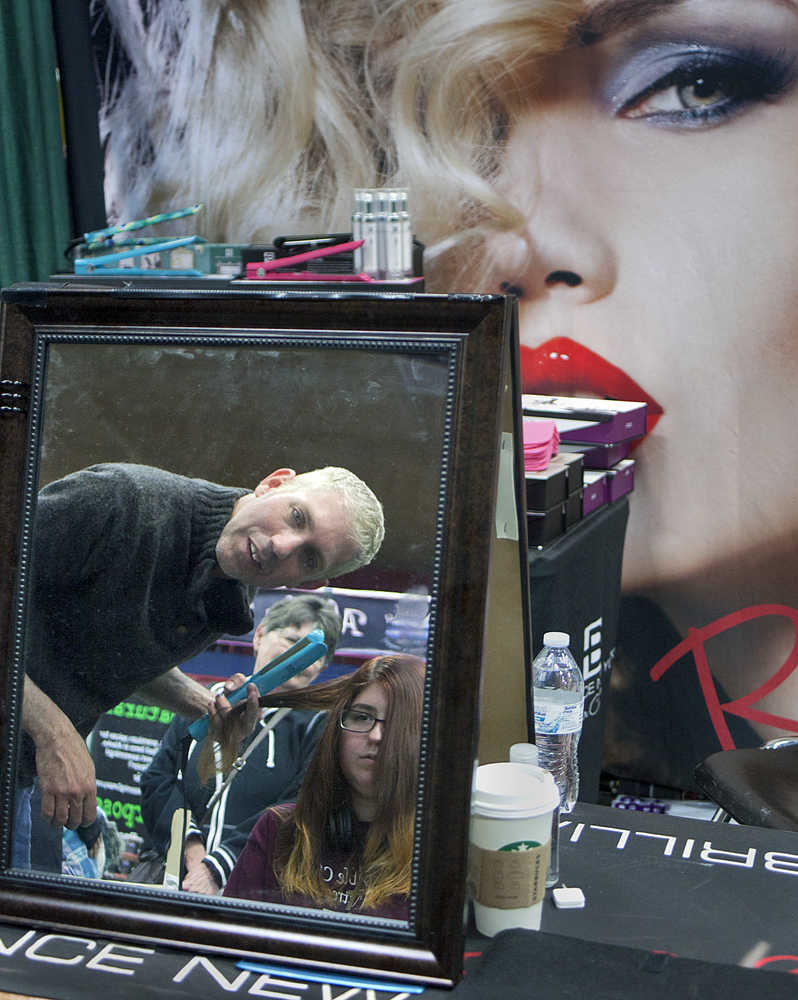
<box><xmin>2</xmin><ymin>803</ymin><xmax>797</xmax><ymax>998</ymax></box>
<box><xmin>541</xmin><ymin>801</ymin><xmax>798</xmax><ymax>965</ymax></box>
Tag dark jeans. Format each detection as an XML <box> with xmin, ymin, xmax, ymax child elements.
<box><xmin>12</xmin><ymin>786</ymin><xmax>32</xmax><ymax>868</ymax></box>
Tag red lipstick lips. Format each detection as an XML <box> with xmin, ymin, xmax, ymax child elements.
<box><xmin>521</xmin><ymin>337</ymin><xmax>663</xmax><ymax>436</ymax></box>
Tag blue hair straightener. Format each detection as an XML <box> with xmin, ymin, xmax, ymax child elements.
<box><xmin>188</xmin><ymin>627</ymin><xmax>327</xmax><ymax>742</ymax></box>
<box><xmin>73</xmin><ymin>235</ymin><xmax>205</xmax><ymax>276</ymax></box>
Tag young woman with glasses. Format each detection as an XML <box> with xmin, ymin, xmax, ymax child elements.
<box><xmin>223</xmin><ymin>653</ymin><xmax>425</xmax><ymax>916</ymax></box>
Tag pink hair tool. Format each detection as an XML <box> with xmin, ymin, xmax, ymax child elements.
<box><xmin>250</xmin><ymin>238</ymin><xmax>365</xmax><ymax>274</ymax></box>
<box><xmin>246</xmin><ymin>268</ymin><xmax>374</xmax><ymax>282</ymax></box>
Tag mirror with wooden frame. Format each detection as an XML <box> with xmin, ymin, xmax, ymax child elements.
<box><xmin>0</xmin><ymin>285</ymin><xmax>530</xmax><ymax>989</ymax></box>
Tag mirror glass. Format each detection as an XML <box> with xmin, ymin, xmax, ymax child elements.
<box><xmin>14</xmin><ymin>333</ymin><xmax>448</xmax><ymax>923</ymax></box>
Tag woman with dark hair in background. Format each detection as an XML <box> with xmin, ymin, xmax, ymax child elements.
<box><xmin>224</xmin><ymin>653</ymin><xmax>424</xmax><ymax>917</ymax></box>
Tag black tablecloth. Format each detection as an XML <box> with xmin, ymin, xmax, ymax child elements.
<box><xmin>3</xmin><ymin>804</ymin><xmax>798</xmax><ymax>997</ymax></box>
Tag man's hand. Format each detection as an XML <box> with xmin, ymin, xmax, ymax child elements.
<box><xmin>206</xmin><ymin>673</ymin><xmax>261</xmax><ymax>746</ymax></box>
<box><xmin>134</xmin><ymin>667</ymin><xmax>261</xmax><ymax>743</ymax></box>
<box><xmin>35</xmin><ymin>724</ymin><xmax>97</xmax><ymax>829</ymax></box>
<box><xmin>23</xmin><ymin>675</ymin><xmax>97</xmax><ymax>829</ymax></box>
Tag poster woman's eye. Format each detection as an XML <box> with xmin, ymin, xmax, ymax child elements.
<box><xmin>615</xmin><ymin>48</ymin><xmax>795</xmax><ymax>128</ymax></box>
<box><xmin>673</xmin><ymin>73</ymin><xmax>729</xmax><ymax>109</ymax></box>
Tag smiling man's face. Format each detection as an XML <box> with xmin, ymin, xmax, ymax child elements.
<box><xmin>215</xmin><ymin>479</ymin><xmax>356</xmax><ymax>588</ymax></box>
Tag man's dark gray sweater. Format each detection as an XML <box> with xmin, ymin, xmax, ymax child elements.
<box><xmin>20</xmin><ymin>463</ymin><xmax>255</xmax><ymax>785</ymax></box>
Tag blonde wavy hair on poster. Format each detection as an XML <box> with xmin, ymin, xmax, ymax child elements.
<box><xmin>98</xmin><ymin>0</ymin><xmax>583</xmax><ymax>285</ymax></box>
<box><xmin>99</xmin><ymin>0</ymin><xmax>387</xmax><ymax>240</ymax></box>
<box><xmin>383</xmin><ymin>0</ymin><xmax>585</xmax><ymax>289</ymax></box>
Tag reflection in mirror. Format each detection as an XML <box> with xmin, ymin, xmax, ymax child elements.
<box><xmin>221</xmin><ymin>651</ymin><xmax>425</xmax><ymax>917</ymax></box>
<box><xmin>16</xmin><ymin>340</ymin><xmax>446</xmax><ymax>924</ymax></box>
<box><xmin>132</xmin><ymin>591</ymin><xmax>344</xmax><ymax>895</ymax></box>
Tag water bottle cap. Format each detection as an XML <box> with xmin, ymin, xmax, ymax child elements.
<box><xmin>543</xmin><ymin>631</ymin><xmax>570</xmax><ymax>648</ymax></box>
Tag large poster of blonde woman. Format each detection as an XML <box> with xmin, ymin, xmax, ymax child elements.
<box><xmin>94</xmin><ymin>0</ymin><xmax>798</xmax><ymax>792</ymax></box>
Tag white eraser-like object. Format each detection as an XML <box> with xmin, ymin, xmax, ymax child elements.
<box><xmin>552</xmin><ymin>886</ymin><xmax>585</xmax><ymax>909</ymax></box>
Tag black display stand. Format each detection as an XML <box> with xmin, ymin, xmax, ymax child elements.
<box><xmin>529</xmin><ymin>498</ymin><xmax>629</xmax><ymax>803</ymax></box>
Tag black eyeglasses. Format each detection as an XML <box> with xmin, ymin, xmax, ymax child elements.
<box><xmin>339</xmin><ymin>708</ymin><xmax>387</xmax><ymax>733</ymax></box>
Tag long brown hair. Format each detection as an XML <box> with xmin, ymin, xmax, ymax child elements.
<box><xmin>266</xmin><ymin>653</ymin><xmax>425</xmax><ymax>909</ymax></box>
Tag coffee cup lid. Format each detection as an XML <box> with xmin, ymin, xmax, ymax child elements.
<box><xmin>471</xmin><ymin>762</ymin><xmax>560</xmax><ymax>819</ymax></box>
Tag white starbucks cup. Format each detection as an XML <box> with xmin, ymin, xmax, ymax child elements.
<box><xmin>469</xmin><ymin>761</ymin><xmax>559</xmax><ymax>936</ymax></box>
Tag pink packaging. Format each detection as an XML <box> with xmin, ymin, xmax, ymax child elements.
<box><xmin>523</xmin><ymin>417</ymin><xmax>560</xmax><ymax>472</ymax></box>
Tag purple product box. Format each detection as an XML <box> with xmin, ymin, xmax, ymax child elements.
<box><xmin>559</xmin><ymin>439</ymin><xmax>633</xmax><ymax>470</ymax></box>
<box><xmin>525</xmin><ymin>451</ymin><xmax>584</xmax><ymax>510</ymax></box>
<box><xmin>582</xmin><ymin>469</ymin><xmax>609</xmax><ymax>516</ymax></box>
<box><xmin>522</xmin><ymin>394</ymin><xmax>647</xmax><ymax>445</ymax></box>
<box><xmin>606</xmin><ymin>458</ymin><xmax>636</xmax><ymax>502</ymax></box>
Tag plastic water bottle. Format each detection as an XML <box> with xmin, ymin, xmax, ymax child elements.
<box><xmin>509</xmin><ymin>742</ymin><xmax>559</xmax><ymax>887</ymax></box>
<box><xmin>532</xmin><ymin>631</ymin><xmax>584</xmax><ymax>815</ymax></box>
